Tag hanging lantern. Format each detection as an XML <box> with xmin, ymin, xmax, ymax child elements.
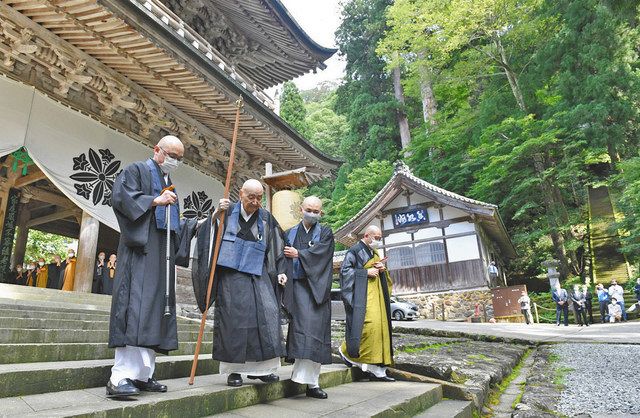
<box><xmin>271</xmin><ymin>190</ymin><xmax>302</xmax><ymax>230</ymax></box>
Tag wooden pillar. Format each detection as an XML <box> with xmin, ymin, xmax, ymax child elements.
<box><xmin>265</xmin><ymin>162</ymin><xmax>273</xmax><ymax>212</ymax></box>
<box><xmin>74</xmin><ymin>211</ymin><xmax>99</xmax><ymax>293</ymax></box>
<box><xmin>12</xmin><ymin>204</ymin><xmax>31</xmax><ymax>268</ymax></box>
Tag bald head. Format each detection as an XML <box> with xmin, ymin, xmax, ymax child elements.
<box><xmin>300</xmin><ymin>195</ymin><xmax>323</xmax><ymax>227</ymax></box>
<box><xmin>239</xmin><ymin>179</ymin><xmax>264</xmax><ymax>215</ymax></box>
<box><xmin>362</xmin><ymin>225</ymin><xmax>382</xmax><ymax>249</ymax></box>
<box><xmin>153</xmin><ymin>135</ymin><xmax>184</xmax><ymax>168</ymax></box>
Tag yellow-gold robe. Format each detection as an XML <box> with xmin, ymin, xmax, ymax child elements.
<box><xmin>36</xmin><ymin>266</ymin><xmax>48</xmax><ymax>288</ymax></box>
<box><xmin>61</xmin><ymin>258</ymin><xmax>76</xmax><ymax>291</ymax></box>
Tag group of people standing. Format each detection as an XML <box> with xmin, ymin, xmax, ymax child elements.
<box><xmin>552</xmin><ymin>279</ymin><xmax>637</xmax><ymax>325</ymax></box>
<box><xmin>92</xmin><ymin>252</ymin><xmax>116</xmax><ymax>295</ymax></box>
<box><xmin>104</xmin><ymin>136</ymin><xmax>395</xmax><ymax>401</ymax></box>
<box><xmin>11</xmin><ymin>251</ymin><xmax>76</xmax><ymax>290</ymax></box>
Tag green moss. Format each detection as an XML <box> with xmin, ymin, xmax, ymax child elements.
<box><xmin>450</xmin><ymin>370</ymin><xmax>468</xmax><ymax>384</ymax></box>
<box><xmin>485</xmin><ymin>349</ymin><xmax>532</xmax><ymax>409</ymax></box>
<box><xmin>399</xmin><ymin>341</ymin><xmax>458</xmax><ymax>353</ymax></box>
<box><xmin>553</xmin><ymin>366</ymin><xmax>573</xmax><ymax>388</ymax></box>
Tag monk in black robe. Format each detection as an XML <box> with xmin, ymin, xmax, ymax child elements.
<box><xmin>92</xmin><ymin>252</ymin><xmax>106</xmax><ymax>294</ymax></box>
<box><xmin>339</xmin><ymin>225</ymin><xmax>394</xmax><ymax>382</ymax></box>
<box><xmin>283</xmin><ymin>196</ymin><xmax>334</xmax><ymax>399</ymax></box>
<box><xmin>193</xmin><ymin>179</ymin><xmax>287</xmax><ymax>387</ymax></box>
<box><xmin>106</xmin><ymin>135</ymin><xmax>194</xmax><ymax>398</ymax></box>
<box><xmin>47</xmin><ymin>255</ymin><xmax>64</xmax><ymax>289</ymax></box>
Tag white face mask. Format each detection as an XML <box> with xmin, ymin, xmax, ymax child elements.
<box><xmin>302</xmin><ymin>211</ymin><xmax>321</xmax><ymax>225</ymax></box>
<box><xmin>68</xmin><ymin>252</ymin><xmax>75</xmax><ymax>258</ymax></box>
<box><xmin>98</xmin><ymin>255</ymin><xmax>105</xmax><ymax>261</ymax></box>
<box><xmin>369</xmin><ymin>239</ymin><xmax>382</xmax><ymax>249</ymax></box>
<box><xmin>38</xmin><ymin>261</ymin><xmax>45</xmax><ymax>267</ymax></box>
<box><xmin>160</xmin><ymin>156</ymin><xmax>180</xmax><ymax>174</ymax></box>
<box><xmin>27</xmin><ymin>265</ymin><xmax>35</xmax><ymax>271</ymax></box>
<box><xmin>16</xmin><ymin>267</ymin><xmax>22</xmax><ymax>273</ymax></box>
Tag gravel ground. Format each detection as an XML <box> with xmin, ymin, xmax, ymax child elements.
<box><xmin>553</xmin><ymin>343</ymin><xmax>640</xmax><ymax>416</ymax></box>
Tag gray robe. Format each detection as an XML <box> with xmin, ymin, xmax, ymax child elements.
<box><xmin>340</xmin><ymin>241</ymin><xmax>393</xmax><ymax>359</ymax></box>
<box><xmin>283</xmin><ymin>223</ymin><xmax>334</xmax><ymax>364</ymax></box>
<box><xmin>193</xmin><ymin>206</ymin><xmax>287</xmax><ymax>363</ymax></box>
<box><xmin>108</xmin><ymin>161</ymin><xmax>193</xmax><ymax>355</ymax></box>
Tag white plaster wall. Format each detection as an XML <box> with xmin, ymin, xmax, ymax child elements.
<box><xmin>382</xmin><ymin>214</ymin><xmax>394</xmax><ymax>230</ymax></box>
<box><xmin>413</xmin><ymin>227</ymin><xmax>443</xmax><ymax>240</ymax></box>
<box><xmin>441</xmin><ymin>206</ymin><xmax>468</xmax><ymax>220</ymax></box>
<box><xmin>385</xmin><ymin>193</ymin><xmax>409</xmax><ymax>210</ymax></box>
<box><xmin>444</xmin><ymin>221</ymin><xmax>476</xmax><ymax>235</ymax></box>
<box><xmin>385</xmin><ymin>232</ymin><xmax>412</xmax><ymax>245</ymax></box>
<box><xmin>447</xmin><ymin>235</ymin><xmax>480</xmax><ymax>262</ymax></box>
<box><xmin>427</xmin><ymin>207</ymin><xmax>441</xmax><ymax>222</ymax></box>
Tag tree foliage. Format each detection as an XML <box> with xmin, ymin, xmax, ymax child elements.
<box><xmin>22</xmin><ymin>229</ymin><xmax>74</xmax><ymax>264</ymax></box>
<box><xmin>279</xmin><ymin>81</ymin><xmax>309</xmax><ymax>137</ymax></box>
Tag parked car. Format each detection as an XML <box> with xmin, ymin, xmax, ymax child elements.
<box><xmin>330</xmin><ymin>289</ymin><xmax>418</xmax><ymax>321</ymax></box>
<box><xmin>390</xmin><ymin>297</ymin><xmax>419</xmax><ymax>321</ymax></box>
<box><xmin>330</xmin><ymin>288</ymin><xmax>346</xmax><ymax>321</ymax></box>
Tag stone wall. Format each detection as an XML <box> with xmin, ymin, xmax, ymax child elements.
<box><xmin>400</xmin><ymin>288</ymin><xmax>494</xmax><ymax>321</ymax></box>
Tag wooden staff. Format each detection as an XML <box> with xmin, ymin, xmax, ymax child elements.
<box><xmin>189</xmin><ymin>96</ymin><xmax>243</xmax><ymax>385</ymax></box>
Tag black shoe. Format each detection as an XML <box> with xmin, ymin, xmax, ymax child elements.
<box><xmin>133</xmin><ymin>377</ymin><xmax>167</xmax><ymax>392</ymax></box>
<box><xmin>366</xmin><ymin>372</ymin><xmax>395</xmax><ymax>382</ymax></box>
<box><xmin>306</xmin><ymin>386</ymin><xmax>328</xmax><ymax>399</ymax></box>
<box><xmin>557</xmin><ymin>323</ymin><xmax>560</xmax><ymax>326</ymax></box>
<box><xmin>247</xmin><ymin>373</ymin><xmax>279</xmax><ymax>383</ymax></box>
<box><xmin>227</xmin><ymin>373</ymin><xmax>243</xmax><ymax>387</ymax></box>
<box><xmin>106</xmin><ymin>378</ymin><xmax>140</xmax><ymax>398</ymax></box>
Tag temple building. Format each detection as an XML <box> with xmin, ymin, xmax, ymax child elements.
<box><xmin>334</xmin><ymin>162</ymin><xmax>516</xmax><ymax>295</ymax></box>
<box><xmin>0</xmin><ymin>0</ymin><xmax>340</xmax><ymax>291</ymax></box>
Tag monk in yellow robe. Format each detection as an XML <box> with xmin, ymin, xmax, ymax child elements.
<box><xmin>25</xmin><ymin>263</ymin><xmax>36</xmax><ymax>287</ymax></box>
<box><xmin>36</xmin><ymin>258</ymin><xmax>48</xmax><ymax>288</ymax></box>
<box><xmin>339</xmin><ymin>225</ymin><xmax>394</xmax><ymax>381</ymax></box>
<box><xmin>61</xmin><ymin>249</ymin><xmax>77</xmax><ymax>291</ymax></box>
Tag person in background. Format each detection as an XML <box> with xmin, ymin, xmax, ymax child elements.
<box><xmin>582</xmin><ymin>284</ymin><xmax>594</xmax><ymax>324</ymax></box>
<box><xmin>35</xmin><ymin>258</ymin><xmax>48</xmax><ymax>288</ymax></box>
<box><xmin>570</xmin><ymin>284</ymin><xmax>589</xmax><ymax>326</ymax></box>
<box><xmin>14</xmin><ymin>264</ymin><xmax>25</xmax><ymax>285</ymax></box>
<box><xmin>104</xmin><ymin>254</ymin><xmax>116</xmax><ymax>296</ymax></box>
<box><xmin>25</xmin><ymin>262</ymin><xmax>36</xmax><ymax>286</ymax></box>
<box><xmin>517</xmin><ymin>291</ymin><xmax>533</xmax><ymax>324</ymax></box>
<box><xmin>552</xmin><ymin>283</ymin><xmax>569</xmax><ymax>326</ymax></box>
<box><xmin>61</xmin><ymin>249</ymin><xmax>77</xmax><ymax>291</ymax></box>
<box><xmin>93</xmin><ymin>252</ymin><xmax>106</xmax><ymax>294</ymax></box>
<box><xmin>596</xmin><ymin>283</ymin><xmax>610</xmax><ymax>323</ymax></box>
<box><xmin>608</xmin><ymin>297</ymin><xmax>623</xmax><ymax>323</ymax></box>
<box><xmin>628</xmin><ymin>278</ymin><xmax>640</xmax><ymax>314</ymax></box>
<box><xmin>488</xmin><ymin>261</ymin><xmax>499</xmax><ymax>284</ymax></box>
<box><xmin>608</xmin><ymin>280</ymin><xmax>626</xmax><ymax>321</ymax></box>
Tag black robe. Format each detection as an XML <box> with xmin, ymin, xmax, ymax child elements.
<box><xmin>192</xmin><ymin>206</ymin><xmax>286</xmax><ymax>364</ymax></box>
<box><xmin>92</xmin><ymin>261</ymin><xmax>105</xmax><ymax>294</ymax></box>
<box><xmin>46</xmin><ymin>262</ymin><xmax>63</xmax><ymax>289</ymax></box>
<box><xmin>340</xmin><ymin>241</ymin><xmax>393</xmax><ymax>359</ymax></box>
<box><xmin>108</xmin><ymin>160</ymin><xmax>194</xmax><ymax>354</ymax></box>
<box><xmin>283</xmin><ymin>222</ymin><xmax>334</xmax><ymax>364</ymax></box>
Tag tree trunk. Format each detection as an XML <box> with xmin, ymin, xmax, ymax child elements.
<box><xmin>419</xmin><ymin>69</ymin><xmax>438</xmax><ymax>134</ymax></box>
<box><xmin>392</xmin><ymin>60</ymin><xmax>412</xmax><ymax>150</ymax></box>
<box><xmin>494</xmin><ymin>35</ymin><xmax>527</xmax><ymax>113</ymax></box>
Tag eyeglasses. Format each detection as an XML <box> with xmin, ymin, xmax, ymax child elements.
<box><xmin>159</xmin><ymin>147</ymin><xmax>183</xmax><ymax>162</ymax></box>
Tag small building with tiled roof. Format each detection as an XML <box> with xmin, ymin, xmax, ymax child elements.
<box><xmin>334</xmin><ymin>162</ymin><xmax>516</xmax><ymax>295</ymax></box>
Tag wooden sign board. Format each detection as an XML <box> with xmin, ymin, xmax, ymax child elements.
<box><xmin>491</xmin><ymin>284</ymin><xmax>527</xmax><ymax>318</ymax></box>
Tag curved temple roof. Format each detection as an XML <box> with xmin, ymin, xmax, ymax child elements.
<box><xmin>159</xmin><ymin>0</ymin><xmax>338</xmax><ymax>89</ymax></box>
<box><xmin>334</xmin><ymin>162</ymin><xmax>516</xmax><ymax>258</ymax></box>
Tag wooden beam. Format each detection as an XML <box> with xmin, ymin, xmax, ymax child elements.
<box><xmin>26</xmin><ymin>208</ymin><xmax>80</xmax><ymax>228</ymax></box>
<box><xmin>22</xmin><ymin>187</ymin><xmax>74</xmax><ymax>209</ymax></box>
<box><xmin>14</xmin><ymin>170</ymin><xmax>47</xmax><ymax>188</ymax></box>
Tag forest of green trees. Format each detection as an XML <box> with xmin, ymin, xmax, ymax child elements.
<box><xmin>279</xmin><ymin>0</ymin><xmax>640</xmax><ymax>281</ymax></box>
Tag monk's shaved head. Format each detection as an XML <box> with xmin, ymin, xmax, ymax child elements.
<box><xmin>153</xmin><ymin>135</ymin><xmax>184</xmax><ymax>165</ymax></box>
<box><xmin>364</xmin><ymin>225</ymin><xmax>381</xmax><ymax>236</ymax></box>
<box><xmin>302</xmin><ymin>195</ymin><xmax>323</xmax><ymax>209</ymax></box>
<box><xmin>239</xmin><ymin>179</ymin><xmax>264</xmax><ymax>215</ymax></box>
<box><xmin>157</xmin><ymin>135</ymin><xmax>182</xmax><ymax>149</ymax></box>
<box><xmin>241</xmin><ymin>179</ymin><xmax>264</xmax><ymax>194</ymax></box>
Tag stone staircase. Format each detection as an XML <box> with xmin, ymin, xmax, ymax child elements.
<box><xmin>588</xmin><ymin>186</ymin><xmax>630</xmax><ymax>285</ymax></box>
<box><xmin>0</xmin><ymin>283</ymin><xmax>473</xmax><ymax>417</ymax></box>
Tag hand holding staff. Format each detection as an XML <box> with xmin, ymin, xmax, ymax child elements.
<box><xmin>189</xmin><ymin>96</ymin><xmax>244</xmax><ymax>385</ymax></box>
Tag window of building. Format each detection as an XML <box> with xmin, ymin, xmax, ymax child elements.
<box><xmin>386</xmin><ymin>245</ymin><xmax>415</xmax><ymax>270</ymax></box>
<box><xmin>415</xmin><ymin>241</ymin><xmax>446</xmax><ymax>266</ymax></box>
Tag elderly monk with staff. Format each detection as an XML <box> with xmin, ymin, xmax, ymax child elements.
<box><xmin>106</xmin><ymin>135</ymin><xmax>194</xmax><ymax>399</ymax></box>
<box><xmin>191</xmin><ymin>179</ymin><xmax>288</xmax><ymax>387</ymax></box>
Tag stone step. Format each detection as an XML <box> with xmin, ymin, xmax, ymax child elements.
<box><xmin>2</xmin><ymin>365</ymin><xmax>355</xmax><ymax>417</ymax></box>
<box><xmin>0</xmin><ymin>328</ymin><xmax>204</xmax><ymax>344</ymax></box>
<box><xmin>0</xmin><ymin>355</ymin><xmax>218</xmax><ymax>398</ymax></box>
<box><xmin>413</xmin><ymin>399</ymin><xmax>474</xmax><ymax>418</ymax></box>
<box><xmin>0</xmin><ymin>284</ymin><xmax>112</xmax><ymax>307</ymax></box>
<box><xmin>0</xmin><ymin>308</ymin><xmax>110</xmax><ymax>321</ymax></box>
<box><xmin>0</xmin><ymin>341</ymin><xmax>212</xmax><ymax>364</ymax></box>
<box><xmin>215</xmin><ymin>380</ymin><xmax>442</xmax><ymax>418</ymax></box>
<box><xmin>0</xmin><ymin>301</ymin><xmax>109</xmax><ymax>315</ymax></box>
<box><xmin>0</xmin><ymin>316</ymin><xmax>207</xmax><ymax>332</ymax></box>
